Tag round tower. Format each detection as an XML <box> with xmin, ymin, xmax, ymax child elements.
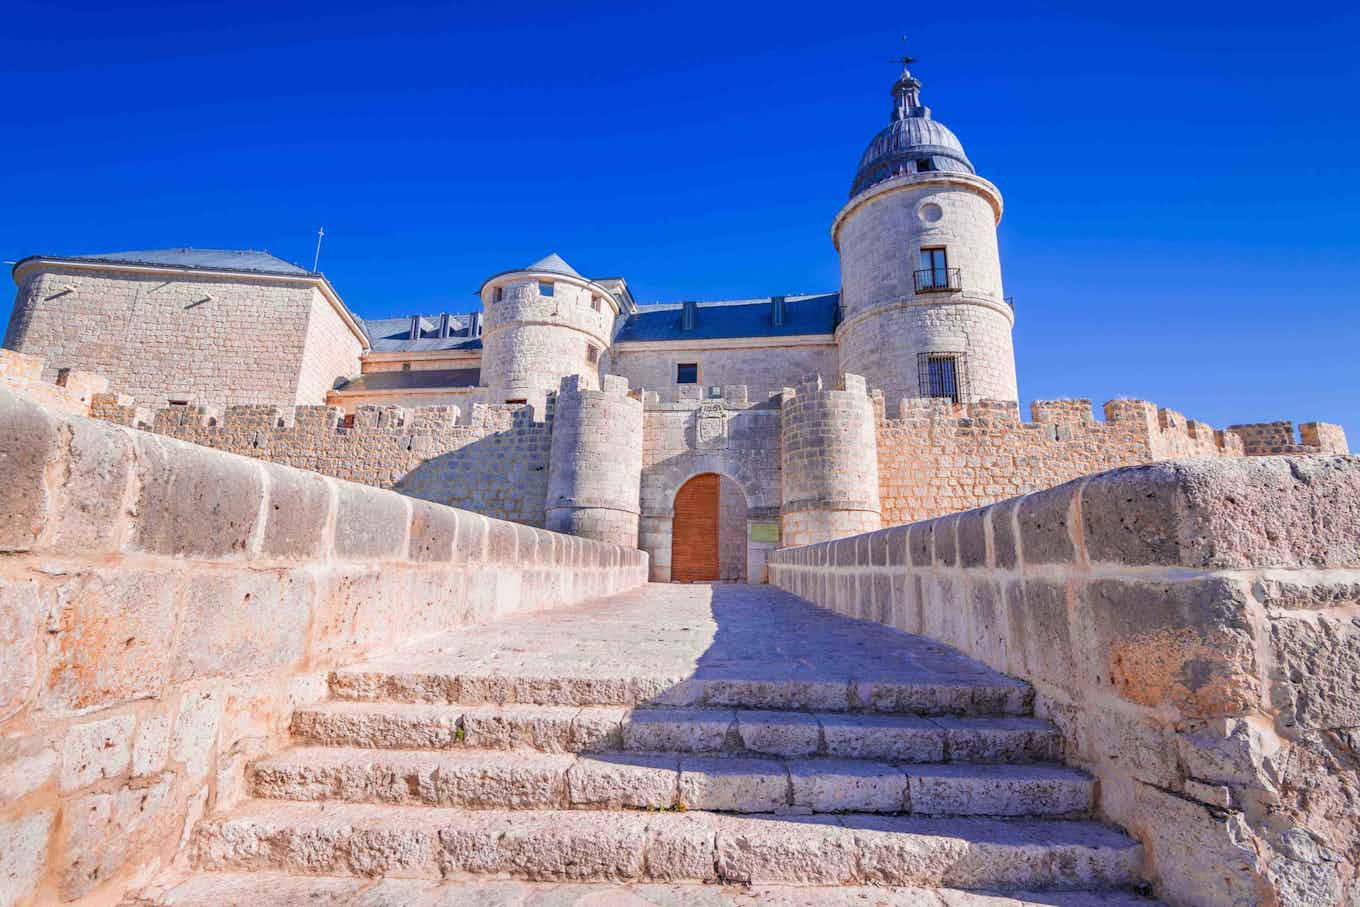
<box><xmin>779</xmin><ymin>373</ymin><xmax>882</xmax><ymax>547</ymax></box>
<box><xmin>833</xmin><ymin>58</ymin><xmax>1017</xmax><ymax>408</ymax></box>
<box><xmin>545</xmin><ymin>374</ymin><xmax>644</xmax><ymax>548</ymax></box>
<box><xmin>479</xmin><ymin>253</ymin><xmax>619</xmax><ymax>412</ymax></box>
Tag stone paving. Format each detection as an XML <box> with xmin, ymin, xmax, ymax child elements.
<box><xmin>128</xmin><ymin>583</ymin><xmax>1161</xmax><ymax>905</ymax></box>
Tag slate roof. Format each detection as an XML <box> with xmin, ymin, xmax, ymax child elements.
<box><xmin>33</xmin><ymin>248</ymin><xmax>312</xmax><ymax>276</ymax></box>
<box><xmin>333</xmin><ymin>367</ymin><xmax>481</xmax><ymax>393</ymax></box>
<box><xmin>362</xmin><ymin>314</ymin><xmax>483</xmax><ymax>353</ymax></box>
<box><xmin>614</xmin><ymin>293</ymin><xmax>839</xmax><ymax>343</ymax></box>
<box><xmin>526</xmin><ymin>253</ymin><xmax>583</xmax><ymax>279</ymax></box>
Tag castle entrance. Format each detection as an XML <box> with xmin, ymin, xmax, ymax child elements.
<box><xmin>671</xmin><ymin>474</ymin><xmax>719</xmax><ymax>582</ymax></box>
<box><xmin>671</xmin><ymin>473</ymin><xmax>749</xmax><ymax>583</ymax></box>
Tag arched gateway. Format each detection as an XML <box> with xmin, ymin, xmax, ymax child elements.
<box><xmin>670</xmin><ymin>473</ymin><xmax>749</xmax><ymax>583</ymax></box>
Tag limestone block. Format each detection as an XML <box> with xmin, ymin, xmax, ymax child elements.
<box><xmin>61</xmin><ymin>713</ymin><xmax>134</xmax><ymax>791</ymax></box>
<box><xmin>678</xmin><ymin>756</ymin><xmax>789</xmax><ymax>812</ymax></box>
<box><xmin>0</xmin><ymin>576</ymin><xmax>40</xmax><ymax>721</ymax></box>
<box><xmin>1130</xmin><ymin>782</ymin><xmax>1265</xmax><ymax>907</ymax></box>
<box><xmin>1080</xmin><ymin>577</ymin><xmax>1259</xmax><ymax>716</ymax></box>
<box><xmin>41</xmin><ymin>569</ymin><xmax>178</xmax><ymax>714</ymax></box>
<box><xmin>0</xmin><ymin>811</ymin><xmax>53</xmax><ymax>907</ymax></box>
<box><xmin>0</xmin><ymin>388</ymin><xmax>57</xmax><ymax>552</ymax></box>
<box><xmin>1080</xmin><ymin>464</ymin><xmax>1182</xmax><ymax>566</ymax></box>
<box><xmin>1268</xmin><ymin>612</ymin><xmax>1360</xmax><ymax>729</ymax></box>
<box><xmin>172</xmin><ymin>690</ymin><xmax>224</xmax><ymax>782</ymax></box>
<box><xmin>0</xmin><ymin>733</ymin><xmax>57</xmax><ymax>801</ymax></box>
<box><xmin>45</xmin><ymin>415</ymin><xmax>134</xmax><ymax>554</ymax></box>
<box><xmin>789</xmin><ymin>758</ymin><xmax>909</xmax><ymax>812</ymax></box>
<box><xmin>58</xmin><ymin>773</ymin><xmax>174</xmax><ymax>900</ymax></box>
<box><xmin>260</xmin><ymin>466</ymin><xmax>332</xmax><ymax>560</ymax></box>
<box><xmin>567</xmin><ymin>753</ymin><xmax>679</xmax><ymax>809</ymax></box>
<box><xmin>1015</xmin><ymin>484</ymin><xmax>1077</xmax><ymax>565</ymax></box>
<box><xmin>171</xmin><ymin>570</ymin><xmax>311</xmax><ymax>682</ymax></box>
<box><xmin>129</xmin><ymin>433</ymin><xmax>263</xmax><ymax>559</ymax></box>
<box><xmin>132</xmin><ymin>713</ymin><xmax>173</xmax><ymax>778</ymax></box>
<box><xmin>334</xmin><ymin>482</ymin><xmax>408</xmax><ymax>561</ymax></box>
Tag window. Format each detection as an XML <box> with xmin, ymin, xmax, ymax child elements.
<box><xmin>539</xmin><ymin>281</ymin><xmax>554</xmax><ymax>297</ymax></box>
<box><xmin>919</xmin><ymin>353</ymin><xmax>966</xmax><ymax>404</ymax></box>
<box><xmin>591</xmin><ymin>296</ymin><xmax>602</xmax><ymax>313</ymax></box>
<box><xmin>916</xmin><ymin>157</ymin><xmax>935</xmax><ymax>173</ymax></box>
<box><xmin>676</xmin><ymin>362</ymin><xmax>699</xmax><ymax>384</ymax></box>
<box><xmin>917</xmin><ymin>247</ymin><xmax>951</xmax><ymax>292</ymax></box>
<box><xmin>506</xmin><ymin>398</ymin><xmax>527</xmax><ymax>405</ymax></box>
<box><xmin>586</xmin><ymin>344</ymin><xmax>600</xmax><ymax>365</ymax></box>
<box><xmin>168</xmin><ymin>399</ymin><xmax>189</xmax><ymax>407</ymax></box>
<box><xmin>493</xmin><ymin>286</ymin><xmax>504</xmax><ymax>303</ymax></box>
<box><xmin>401</xmin><ymin>362</ymin><xmax>412</xmax><ymax>371</ymax></box>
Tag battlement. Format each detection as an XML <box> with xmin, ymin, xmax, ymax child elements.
<box><xmin>0</xmin><ymin>347</ymin><xmax>107</xmax><ymax>416</ymax></box>
<box><xmin>642</xmin><ymin>382</ymin><xmax>777</xmax><ymax>411</ymax></box>
<box><xmin>1227</xmin><ymin>419</ymin><xmax>1350</xmax><ymax>456</ymax></box>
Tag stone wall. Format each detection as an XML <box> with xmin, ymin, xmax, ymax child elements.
<box><xmin>1228</xmin><ymin>419</ymin><xmax>1351</xmax><ymax>456</ymax></box>
<box><xmin>0</xmin><ymin>349</ymin><xmax>107</xmax><ymax>417</ymax></box>
<box><xmin>768</xmin><ymin>457</ymin><xmax>1360</xmax><ymax>907</ymax></box>
<box><xmin>639</xmin><ymin>385</ymin><xmax>783</xmax><ymax>583</ymax></box>
<box><xmin>0</xmin><ymin>385</ymin><xmax>648</xmax><ymax>907</ymax></box>
<box><xmin>89</xmin><ymin>395</ymin><xmax>553</xmax><ymax>528</ymax></box>
<box><xmin>873</xmin><ymin>395</ymin><xmax>1336</xmax><ymax>527</ymax></box>
<box><xmin>5</xmin><ymin>264</ymin><xmax>363</xmax><ymax>408</ymax></box>
<box><xmin>610</xmin><ymin>339</ymin><xmax>837</xmax><ymax>404</ymax></box>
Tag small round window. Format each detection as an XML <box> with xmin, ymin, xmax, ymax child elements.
<box><xmin>918</xmin><ymin>203</ymin><xmax>943</xmax><ymax>224</ymax></box>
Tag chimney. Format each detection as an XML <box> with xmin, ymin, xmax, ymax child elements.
<box><xmin>771</xmin><ymin>295</ymin><xmax>786</xmax><ymax>327</ymax></box>
<box><xmin>467</xmin><ymin>312</ymin><xmax>482</xmax><ymax>338</ymax></box>
<box><xmin>408</xmin><ymin>315</ymin><xmax>421</xmax><ymax>340</ymax></box>
<box><xmin>681</xmin><ymin>300</ymin><xmax>698</xmax><ymax>332</ymax></box>
<box><xmin>438</xmin><ymin>313</ymin><xmax>451</xmax><ymax>338</ymax></box>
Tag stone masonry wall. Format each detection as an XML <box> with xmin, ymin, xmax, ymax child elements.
<box><xmin>874</xmin><ymin>395</ymin><xmax>1347</xmax><ymax>527</ymax></box>
<box><xmin>0</xmin><ymin>385</ymin><xmax>648</xmax><ymax>907</ymax></box>
<box><xmin>5</xmin><ymin>266</ymin><xmax>361</xmax><ymax>408</ymax></box>
<box><xmin>89</xmin><ymin>396</ymin><xmax>552</xmax><ymax>528</ymax></box>
<box><xmin>610</xmin><ymin>340</ymin><xmax>837</xmax><ymax>404</ymax></box>
<box><xmin>768</xmin><ymin>457</ymin><xmax>1360</xmax><ymax>907</ymax></box>
<box><xmin>0</xmin><ymin>349</ymin><xmax>107</xmax><ymax>417</ymax></box>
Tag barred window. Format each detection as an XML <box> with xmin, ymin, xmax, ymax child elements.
<box><xmin>918</xmin><ymin>353</ymin><xmax>967</xmax><ymax>404</ymax></box>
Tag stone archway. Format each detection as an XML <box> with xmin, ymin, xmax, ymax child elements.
<box><xmin>671</xmin><ymin>473</ymin><xmax>750</xmax><ymax>583</ymax></box>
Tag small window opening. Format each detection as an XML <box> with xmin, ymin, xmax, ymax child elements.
<box><xmin>676</xmin><ymin>363</ymin><xmax>699</xmax><ymax>385</ymax></box>
<box><xmin>506</xmin><ymin>398</ymin><xmax>528</xmax><ymax>405</ymax></box>
<box><xmin>55</xmin><ymin>368</ymin><xmax>71</xmax><ymax>387</ymax></box>
<box><xmin>586</xmin><ymin>344</ymin><xmax>600</xmax><ymax>365</ymax></box>
<box><xmin>591</xmin><ymin>296</ymin><xmax>602</xmax><ymax>312</ymax></box>
<box><xmin>919</xmin><ymin>353</ymin><xmax>965</xmax><ymax>404</ymax></box>
<box><xmin>493</xmin><ymin>286</ymin><xmax>504</xmax><ymax>303</ymax></box>
<box><xmin>168</xmin><ymin>398</ymin><xmax>189</xmax><ymax>407</ymax></box>
<box><xmin>401</xmin><ymin>362</ymin><xmax>412</xmax><ymax>371</ymax></box>
<box><xmin>539</xmin><ymin>281</ymin><xmax>554</xmax><ymax>297</ymax></box>
<box><xmin>916</xmin><ymin>157</ymin><xmax>935</xmax><ymax>173</ymax></box>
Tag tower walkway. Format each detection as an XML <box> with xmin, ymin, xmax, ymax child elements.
<box><xmin>128</xmin><ymin>584</ymin><xmax>1160</xmax><ymax>906</ymax></box>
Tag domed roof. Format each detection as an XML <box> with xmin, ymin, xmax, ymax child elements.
<box><xmin>849</xmin><ymin>63</ymin><xmax>974</xmax><ymax>198</ymax></box>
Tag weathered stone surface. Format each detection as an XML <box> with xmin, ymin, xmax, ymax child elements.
<box><xmin>0</xmin><ymin>575</ymin><xmax>40</xmax><ymax>722</ymax></box>
<box><xmin>42</xmin><ymin>569</ymin><xmax>178</xmax><ymax>714</ymax></box>
<box><xmin>820</xmin><ymin>713</ymin><xmax>943</xmax><ymax>761</ymax></box>
<box><xmin>46</xmin><ymin>415</ymin><xmax>135</xmax><ymax>554</ymax></box>
<box><xmin>0</xmin><ymin>388</ymin><xmax>57</xmax><ymax>552</ymax></box>
<box><xmin>259</xmin><ymin>466</ymin><xmax>331</xmax><ymax>560</ymax></box>
<box><xmin>568</xmin><ymin>753</ymin><xmax>678</xmax><ymax>809</ymax></box>
<box><xmin>905</xmin><ymin>764</ymin><xmax>1092</xmax><ymax>817</ymax></box>
<box><xmin>734</xmin><ymin>710</ymin><xmax>819</xmax><ymax>756</ymax></box>
<box><xmin>1269</xmin><ymin>611</ymin><xmax>1360</xmax><ymax>729</ymax></box>
<box><xmin>678</xmin><ymin>756</ymin><xmax>788</xmax><ymax>812</ymax></box>
<box><xmin>130</xmin><ymin>433</ymin><xmax>263</xmax><ymax>559</ymax></box>
<box><xmin>61</xmin><ymin>713</ymin><xmax>135</xmax><ymax>791</ymax></box>
<box><xmin>173</xmin><ymin>571</ymin><xmax>310</xmax><ymax>682</ymax></box>
<box><xmin>623</xmin><ymin>708</ymin><xmax>734</xmax><ymax>753</ymax></box>
<box><xmin>172</xmin><ymin>690</ymin><xmax>224</xmax><ymax>782</ymax></box>
<box><xmin>60</xmin><ymin>773</ymin><xmax>174</xmax><ymax>899</ymax></box>
<box><xmin>788</xmin><ymin>758</ymin><xmax>908</xmax><ymax>813</ymax></box>
<box><xmin>334</xmin><ymin>481</ymin><xmax>408</xmax><ymax>561</ymax></box>
<box><xmin>0</xmin><ymin>810</ymin><xmax>52</xmax><ymax>907</ymax></box>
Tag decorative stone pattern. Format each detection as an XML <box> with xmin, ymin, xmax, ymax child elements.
<box><xmin>768</xmin><ymin>456</ymin><xmax>1360</xmax><ymax>907</ymax></box>
<box><xmin>780</xmin><ymin>374</ymin><xmax>882</xmax><ymax>547</ymax></box>
<box><xmin>5</xmin><ymin>264</ymin><xmax>362</xmax><ymax>408</ymax></box>
<box><xmin>0</xmin><ymin>385</ymin><xmax>647</xmax><ymax>907</ymax></box>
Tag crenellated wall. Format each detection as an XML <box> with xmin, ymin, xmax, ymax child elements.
<box><xmin>0</xmin><ymin>384</ymin><xmax>648</xmax><ymax>907</ymax></box>
<box><xmin>89</xmin><ymin>392</ymin><xmax>553</xmax><ymax>527</ymax></box>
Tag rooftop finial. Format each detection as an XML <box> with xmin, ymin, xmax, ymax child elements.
<box><xmin>890</xmin><ymin>36</ymin><xmax>929</xmax><ymax>122</ymax></box>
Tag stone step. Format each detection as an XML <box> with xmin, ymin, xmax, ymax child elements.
<box><xmin>191</xmin><ymin>800</ymin><xmax>1143</xmax><ymax>890</ymax></box>
<box><xmin>328</xmin><ymin>665</ymin><xmax>1033</xmax><ymax>716</ymax></box>
<box><xmin>250</xmin><ymin>747</ymin><xmax>1093</xmax><ymax>816</ymax></box>
<box><xmin>126</xmin><ymin>870</ymin><xmax>1166</xmax><ymax>906</ymax></box>
<box><xmin>291</xmin><ymin>700</ymin><xmax>1063</xmax><ymax>762</ymax></box>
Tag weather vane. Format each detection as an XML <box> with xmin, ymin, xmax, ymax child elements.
<box><xmin>892</xmin><ymin>35</ymin><xmax>916</xmax><ymax>69</ymax></box>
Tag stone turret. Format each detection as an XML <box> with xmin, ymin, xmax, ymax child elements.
<box><xmin>478</xmin><ymin>253</ymin><xmax>619</xmax><ymax>412</ymax></box>
<box><xmin>833</xmin><ymin>58</ymin><xmax>1017</xmax><ymax>407</ymax></box>
<box><xmin>545</xmin><ymin>374</ymin><xmax>644</xmax><ymax>547</ymax></box>
<box><xmin>779</xmin><ymin>373</ymin><xmax>881</xmax><ymax>547</ymax></box>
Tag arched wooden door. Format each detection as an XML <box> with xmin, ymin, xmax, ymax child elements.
<box><xmin>671</xmin><ymin>473</ymin><xmax>719</xmax><ymax>582</ymax></box>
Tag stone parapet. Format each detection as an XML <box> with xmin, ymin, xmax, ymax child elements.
<box><xmin>0</xmin><ymin>385</ymin><xmax>648</xmax><ymax>906</ymax></box>
<box><xmin>0</xmin><ymin>347</ymin><xmax>107</xmax><ymax>416</ymax></box>
<box><xmin>1229</xmin><ymin>419</ymin><xmax>1350</xmax><ymax>456</ymax></box>
<box><xmin>768</xmin><ymin>456</ymin><xmax>1360</xmax><ymax>906</ymax></box>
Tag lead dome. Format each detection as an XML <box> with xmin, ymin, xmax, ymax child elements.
<box><xmin>849</xmin><ymin>62</ymin><xmax>974</xmax><ymax>198</ymax></box>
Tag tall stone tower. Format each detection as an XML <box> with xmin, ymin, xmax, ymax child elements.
<box><xmin>479</xmin><ymin>253</ymin><xmax>619</xmax><ymax>412</ymax></box>
<box><xmin>832</xmin><ymin>58</ymin><xmax>1017</xmax><ymax>407</ymax></box>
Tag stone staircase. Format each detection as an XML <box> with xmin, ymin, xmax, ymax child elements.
<box><xmin>130</xmin><ymin>584</ymin><xmax>1159</xmax><ymax>905</ymax></box>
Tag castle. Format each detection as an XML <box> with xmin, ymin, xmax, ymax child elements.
<box><xmin>3</xmin><ymin>61</ymin><xmax>1347</xmax><ymax>585</ymax></box>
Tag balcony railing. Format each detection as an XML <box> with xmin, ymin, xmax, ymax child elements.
<box><xmin>913</xmin><ymin>267</ymin><xmax>961</xmax><ymax>293</ymax></box>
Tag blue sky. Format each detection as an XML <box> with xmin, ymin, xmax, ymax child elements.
<box><xmin>3</xmin><ymin>1</ymin><xmax>1357</xmax><ymax>438</ymax></box>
